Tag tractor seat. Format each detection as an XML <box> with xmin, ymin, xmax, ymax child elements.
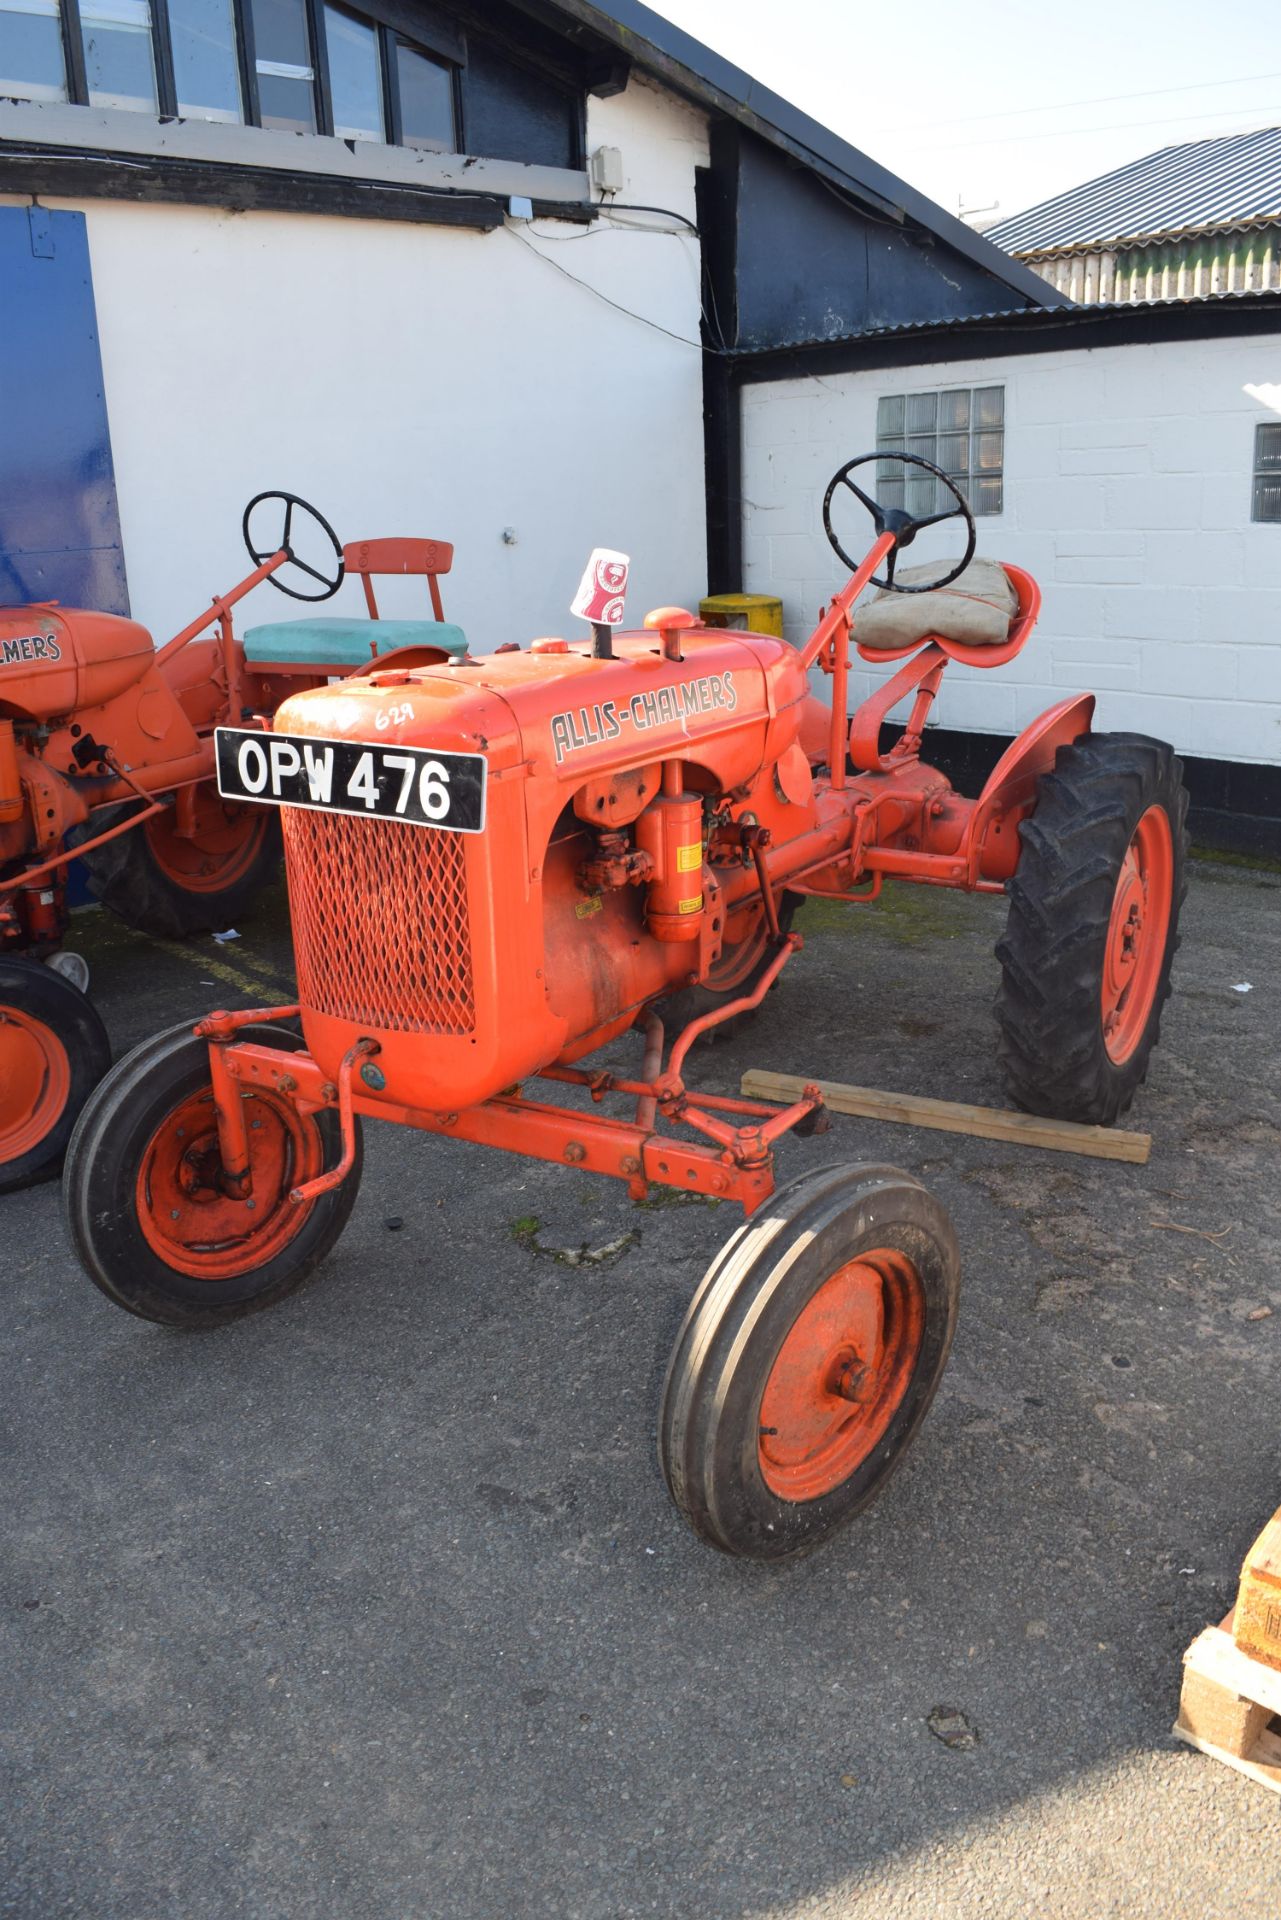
<box><xmin>243</xmin><ymin>617</ymin><xmax>468</xmax><ymax>667</ymax></box>
<box><xmin>851</xmin><ymin>557</ymin><xmax>1017</xmax><ymax>650</ymax></box>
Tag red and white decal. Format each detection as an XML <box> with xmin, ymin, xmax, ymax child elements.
<box><xmin>571</xmin><ymin>548</ymin><xmax>630</xmax><ymax>628</ymax></box>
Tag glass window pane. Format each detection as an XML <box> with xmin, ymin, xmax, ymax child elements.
<box><xmin>1253</xmin><ymin>474</ymin><xmax>1281</xmax><ymax>522</ymax></box>
<box><xmin>974</xmin><ymin>429</ymin><xmax>1004</xmax><ymax>473</ymax></box>
<box><xmin>169</xmin><ymin>0</ymin><xmax>241</xmax><ymax>120</ymax></box>
<box><xmin>0</xmin><ymin>0</ymin><xmax>68</xmax><ymax>101</ymax></box>
<box><xmin>878</xmin><ymin>476</ymin><xmax>905</xmax><ymax>511</ymax></box>
<box><xmin>396</xmin><ymin>40</ymin><xmax>453</xmax><ymax>151</ymax></box>
<box><xmin>877</xmin><ymin>393</ymin><xmax>905</xmax><ymax>437</ymax></box>
<box><xmin>906</xmin><ymin>471</ymin><xmax>936</xmax><ymax>517</ymax></box>
<box><xmin>1256</xmin><ymin>422</ymin><xmax>1281</xmax><ymax>471</ymax></box>
<box><xmin>906</xmin><ymin>391</ymin><xmax>937</xmax><ymax>434</ymax></box>
<box><xmin>937</xmin><ymin>432</ymin><xmax>968</xmax><ymax>475</ymax></box>
<box><xmin>325</xmin><ymin>4</ymin><xmax>381</xmax><ymax>140</ymax></box>
<box><xmin>939</xmin><ymin>389</ymin><xmax>970</xmax><ymax>432</ymax></box>
<box><xmin>81</xmin><ymin>0</ymin><xmax>156</xmax><ymax>112</ymax></box>
<box><xmin>973</xmin><ymin>474</ymin><xmax>1003</xmax><ymax>515</ymax></box>
<box><xmin>251</xmin><ymin>0</ymin><xmax>314</xmax><ymax>130</ymax></box>
<box><xmin>974</xmin><ymin>385</ymin><xmax>1004</xmax><ymax>428</ymax></box>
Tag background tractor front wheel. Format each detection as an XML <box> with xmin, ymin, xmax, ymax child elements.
<box><xmin>659</xmin><ymin>1162</ymin><xmax>960</xmax><ymax>1560</ymax></box>
<box><xmin>995</xmin><ymin>732</ymin><xmax>1189</xmax><ymax>1126</ymax></box>
<box><xmin>64</xmin><ymin>1022</ymin><xmax>361</xmax><ymax>1327</ymax></box>
<box><xmin>82</xmin><ymin>783</ymin><xmax>280</xmax><ymax>938</ymax></box>
<box><xmin>0</xmin><ymin>957</ymin><xmax>112</xmax><ymax>1193</ymax></box>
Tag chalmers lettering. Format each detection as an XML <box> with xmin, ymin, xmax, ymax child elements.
<box><xmin>551</xmin><ymin>671</ymin><xmax>740</xmax><ymax>762</ymax></box>
<box><xmin>1</xmin><ymin>632</ymin><xmax>62</xmax><ymax>667</ymax></box>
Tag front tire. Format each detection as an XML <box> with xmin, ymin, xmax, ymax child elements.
<box><xmin>0</xmin><ymin>957</ymin><xmax>112</xmax><ymax>1193</ymax></box>
<box><xmin>995</xmin><ymin>732</ymin><xmax>1189</xmax><ymax>1125</ymax></box>
<box><xmin>64</xmin><ymin>1022</ymin><xmax>361</xmax><ymax>1327</ymax></box>
<box><xmin>659</xmin><ymin>1163</ymin><xmax>960</xmax><ymax>1561</ymax></box>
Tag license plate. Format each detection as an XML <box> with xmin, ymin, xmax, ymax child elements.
<box><xmin>215</xmin><ymin>728</ymin><xmax>486</xmax><ymax>833</ymax></box>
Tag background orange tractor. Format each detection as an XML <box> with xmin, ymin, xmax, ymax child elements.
<box><xmin>0</xmin><ymin>492</ymin><xmax>466</xmax><ymax>1191</ymax></box>
<box><xmin>64</xmin><ymin>453</ymin><xmax>1189</xmax><ymax>1560</ymax></box>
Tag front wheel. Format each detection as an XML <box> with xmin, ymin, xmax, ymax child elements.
<box><xmin>659</xmin><ymin>1163</ymin><xmax>960</xmax><ymax>1560</ymax></box>
<box><xmin>995</xmin><ymin>732</ymin><xmax>1189</xmax><ymax>1125</ymax></box>
<box><xmin>64</xmin><ymin>1022</ymin><xmax>361</xmax><ymax>1327</ymax></box>
<box><xmin>0</xmin><ymin>957</ymin><xmax>113</xmax><ymax>1192</ymax></box>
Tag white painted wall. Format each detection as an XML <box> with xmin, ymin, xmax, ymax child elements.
<box><xmin>26</xmin><ymin>74</ymin><xmax>710</xmax><ymax>652</ymax></box>
<box><xmin>742</xmin><ymin>335</ymin><xmax>1281</xmax><ymax>766</ymax></box>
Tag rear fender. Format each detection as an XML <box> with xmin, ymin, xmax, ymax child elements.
<box><xmin>966</xmin><ymin>693</ymin><xmax>1095</xmax><ymax>885</ymax></box>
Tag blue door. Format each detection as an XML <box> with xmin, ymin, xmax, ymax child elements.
<box><xmin>0</xmin><ymin>205</ymin><xmax>128</xmax><ymax>614</ymax></box>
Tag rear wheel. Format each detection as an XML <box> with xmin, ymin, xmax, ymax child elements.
<box><xmin>82</xmin><ymin>784</ymin><xmax>280</xmax><ymax>938</ymax></box>
<box><xmin>659</xmin><ymin>1163</ymin><xmax>960</xmax><ymax>1560</ymax></box>
<box><xmin>64</xmin><ymin>1022</ymin><xmax>361</xmax><ymax>1326</ymax></box>
<box><xmin>995</xmin><ymin>733</ymin><xmax>1189</xmax><ymax>1124</ymax></box>
<box><xmin>0</xmin><ymin>957</ymin><xmax>112</xmax><ymax>1193</ymax></box>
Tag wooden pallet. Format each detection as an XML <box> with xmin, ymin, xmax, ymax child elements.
<box><xmin>1173</xmin><ymin>1612</ymin><xmax>1281</xmax><ymax>1793</ymax></box>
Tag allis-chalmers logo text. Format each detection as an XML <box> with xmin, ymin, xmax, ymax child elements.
<box><xmin>1</xmin><ymin>632</ymin><xmax>62</xmax><ymax>667</ymax></box>
<box><xmin>550</xmin><ymin>671</ymin><xmax>737</xmax><ymax>766</ymax></box>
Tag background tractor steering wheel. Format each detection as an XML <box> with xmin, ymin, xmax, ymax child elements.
<box><xmin>822</xmin><ymin>451</ymin><xmax>976</xmax><ymax>592</ymax></box>
<box><xmin>242</xmin><ymin>491</ymin><xmax>345</xmax><ymax>602</ymax></box>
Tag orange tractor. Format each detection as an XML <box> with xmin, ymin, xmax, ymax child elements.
<box><xmin>0</xmin><ymin>492</ymin><xmax>466</xmax><ymax>1190</ymax></box>
<box><xmin>64</xmin><ymin>454</ymin><xmax>1188</xmax><ymax>1560</ymax></box>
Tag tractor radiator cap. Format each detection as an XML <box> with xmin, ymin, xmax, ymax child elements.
<box><xmin>531</xmin><ymin>637</ymin><xmax>570</xmax><ymax>654</ymax></box>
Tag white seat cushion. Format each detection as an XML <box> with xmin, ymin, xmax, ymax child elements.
<box><xmin>852</xmin><ymin>557</ymin><xmax>1017</xmax><ymax>649</ymax></box>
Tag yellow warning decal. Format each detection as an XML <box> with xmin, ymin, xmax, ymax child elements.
<box><xmin>678</xmin><ymin>894</ymin><xmax>704</xmax><ymax>914</ymax></box>
<box><xmin>575</xmin><ymin>894</ymin><xmax>604</xmax><ymax>920</ymax></box>
<box><xmin>676</xmin><ymin>843</ymin><xmax>702</xmax><ymax>872</ymax></box>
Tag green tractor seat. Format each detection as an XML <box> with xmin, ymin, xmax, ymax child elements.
<box><xmin>243</xmin><ymin>616</ymin><xmax>467</xmax><ymax>667</ymax></box>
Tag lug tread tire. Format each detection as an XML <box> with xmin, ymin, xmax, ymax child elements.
<box><xmin>81</xmin><ymin>798</ymin><xmax>281</xmax><ymax>939</ymax></box>
<box><xmin>995</xmin><ymin>732</ymin><xmax>1188</xmax><ymax>1125</ymax></box>
<box><xmin>659</xmin><ymin>1162</ymin><xmax>960</xmax><ymax>1561</ymax></box>
<box><xmin>0</xmin><ymin>958</ymin><xmax>112</xmax><ymax>1193</ymax></box>
<box><xmin>63</xmin><ymin>1021</ymin><xmax>361</xmax><ymax>1328</ymax></box>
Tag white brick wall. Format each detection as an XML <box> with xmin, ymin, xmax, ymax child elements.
<box><xmin>741</xmin><ymin>333</ymin><xmax>1281</xmax><ymax>766</ymax></box>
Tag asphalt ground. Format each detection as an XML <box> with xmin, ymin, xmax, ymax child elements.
<box><xmin>3</xmin><ymin>854</ymin><xmax>1280</xmax><ymax>1920</ymax></box>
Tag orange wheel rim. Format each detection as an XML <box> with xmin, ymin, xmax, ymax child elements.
<box><xmin>758</xmin><ymin>1250</ymin><xmax>926</xmax><ymax>1501</ymax></box>
<box><xmin>1101</xmin><ymin>804</ymin><xmax>1174</xmax><ymax>1065</ymax></box>
<box><xmin>135</xmin><ymin>1085</ymin><xmax>322</xmax><ymax>1279</ymax></box>
<box><xmin>144</xmin><ymin>790</ymin><xmax>267</xmax><ymax>895</ymax></box>
<box><xmin>0</xmin><ymin>1004</ymin><xmax>71</xmax><ymax>1160</ymax></box>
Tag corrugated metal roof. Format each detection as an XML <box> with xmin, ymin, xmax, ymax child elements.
<box><xmin>986</xmin><ymin>125</ymin><xmax>1281</xmax><ymax>256</ymax></box>
<box><xmin>733</xmin><ymin>286</ymin><xmax>1281</xmax><ymax>357</ymax></box>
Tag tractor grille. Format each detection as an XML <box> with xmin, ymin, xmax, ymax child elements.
<box><xmin>282</xmin><ymin>808</ymin><xmax>475</xmax><ymax>1034</ymax></box>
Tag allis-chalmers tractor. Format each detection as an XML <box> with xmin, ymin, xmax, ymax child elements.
<box><xmin>64</xmin><ymin>454</ymin><xmax>1188</xmax><ymax>1561</ymax></box>
<box><xmin>0</xmin><ymin>492</ymin><xmax>466</xmax><ymax>1191</ymax></box>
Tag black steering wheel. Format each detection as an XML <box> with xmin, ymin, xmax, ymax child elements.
<box><xmin>242</xmin><ymin>491</ymin><xmax>345</xmax><ymax>602</ymax></box>
<box><xmin>822</xmin><ymin>451</ymin><xmax>976</xmax><ymax>592</ymax></box>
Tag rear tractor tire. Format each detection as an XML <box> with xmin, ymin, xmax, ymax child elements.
<box><xmin>659</xmin><ymin>1162</ymin><xmax>960</xmax><ymax>1561</ymax></box>
<box><xmin>0</xmin><ymin>956</ymin><xmax>113</xmax><ymax>1193</ymax></box>
<box><xmin>64</xmin><ymin>1022</ymin><xmax>361</xmax><ymax>1327</ymax></box>
<box><xmin>995</xmin><ymin>732</ymin><xmax>1189</xmax><ymax>1126</ymax></box>
<box><xmin>82</xmin><ymin>782</ymin><xmax>281</xmax><ymax>939</ymax></box>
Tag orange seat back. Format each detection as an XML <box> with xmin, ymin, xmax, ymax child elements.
<box><xmin>341</xmin><ymin>538</ymin><xmax>454</xmax><ymax>623</ymax></box>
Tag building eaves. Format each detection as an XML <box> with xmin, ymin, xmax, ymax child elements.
<box><xmin>533</xmin><ymin>0</ymin><xmax>1061</xmax><ymax>311</ymax></box>
<box><xmin>987</xmin><ymin>124</ymin><xmax>1281</xmax><ymax>255</ymax></box>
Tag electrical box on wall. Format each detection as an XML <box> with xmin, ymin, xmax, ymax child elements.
<box><xmin>590</xmin><ymin>146</ymin><xmax>624</xmax><ymax>195</ymax></box>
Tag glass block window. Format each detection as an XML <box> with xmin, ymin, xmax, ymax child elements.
<box><xmin>0</xmin><ymin>0</ymin><xmax>69</xmax><ymax>102</ymax></box>
<box><xmin>877</xmin><ymin>385</ymin><xmax>1005</xmax><ymax>517</ymax></box>
<box><xmin>1252</xmin><ymin>422</ymin><xmax>1281</xmax><ymax>523</ymax></box>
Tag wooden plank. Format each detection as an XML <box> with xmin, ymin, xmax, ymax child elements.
<box><xmin>1236</xmin><ymin>1507</ymin><xmax>1281</xmax><ymax>1674</ymax></box>
<box><xmin>740</xmin><ymin>1070</ymin><xmax>1151</xmax><ymax>1165</ymax></box>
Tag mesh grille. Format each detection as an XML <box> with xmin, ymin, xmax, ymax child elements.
<box><xmin>282</xmin><ymin>808</ymin><xmax>475</xmax><ymax>1034</ymax></box>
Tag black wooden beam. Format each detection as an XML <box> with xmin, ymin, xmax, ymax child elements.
<box><xmin>0</xmin><ymin>143</ymin><xmax>505</xmax><ymax>227</ymax></box>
